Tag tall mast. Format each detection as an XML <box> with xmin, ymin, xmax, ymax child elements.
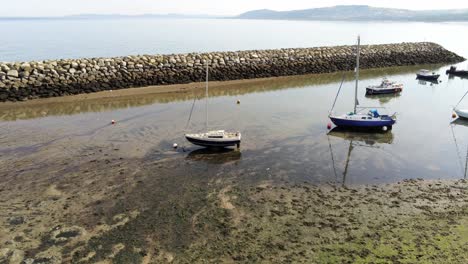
<box><xmin>205</xmin><ymin>62</ymin><xmax>209</xmax><ymax>130</ymax></box>
<box><xmin>354</xmin><ymin>36</ymin><xmax>360</xmax><ymax>114</ymax></box>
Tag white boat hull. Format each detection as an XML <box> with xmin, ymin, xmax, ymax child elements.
<box><xmin>185</xmin><ymin>131</ymin><xmax>241</xmax><ymax>148</ymax></box>
<box><xmin>455</xmin><ymin>108</ymin><xmax>468</xmax><ymax>119</ymax></box>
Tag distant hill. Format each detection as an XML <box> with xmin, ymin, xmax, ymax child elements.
<box><xmin>0</xmin><ymin>14</ymin><xmax>218</xmax><ymax>20</ymax></box>
<box><xmin>237</xmin><ymin>5</ymin><xmax>468</xmax><ymax>22</ymax></box>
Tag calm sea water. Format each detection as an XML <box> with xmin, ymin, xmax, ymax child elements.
<box><xmin>1</xmin><ymin>19</ymin><xmax>468</xmax><ymax>186</ymax></box>
<box><xmin>1</xmin><ymin>18</ymin><xmax>468</xmax><ymax>62</ymax></box>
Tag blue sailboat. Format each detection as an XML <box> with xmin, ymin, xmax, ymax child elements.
<box><xmin>329</xmin><ymin>36</ymin><xmax>396</xmax><ymax>131</ymax></box>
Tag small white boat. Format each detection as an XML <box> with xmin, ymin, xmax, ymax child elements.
<box><xmin>455</xmin><ymin>108</ymin><xmax>468</xmax><ymax>119</ymax></box>
<box><xmin>416</xmin><ymin>69</ymin><xmax>440</xmax><ymax>81</ymax></box>
<box><xmin>186</xmin><ymin>130</ymin><xmax>241</xmax><ymax>148</ymax></box>
<box><xmin>366</xmin><ymin>78</ymin><xmax>403</xmax><ymax>95</ymax></box>
<box><xmin>185</xmin><ymin>64</ymin><xmax>242</xmax><ymax>148</ymax></box>
<box><xmin>453</xmin><ymin>88</ymin><xmax>468</xmax><ymax>119</ymax></box>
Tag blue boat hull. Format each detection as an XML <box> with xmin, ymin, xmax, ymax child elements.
<box><xmin>330</xmin><ymin>116</ymin><xmax>395</xmax><ymax>128</ymax></box>
<box><xmin>416</xmin><ymin>74</ymin><xmax>440</xmax><ymax>81</ymax></box>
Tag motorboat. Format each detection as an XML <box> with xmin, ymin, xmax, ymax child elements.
<box><xmin>416</xmin><ymin>69</ymin><xmax>440</xmax><ymax>81</ymax></box>
<box><xmin>446</xmin><ymin>66</ymin><xmax>468</xmax><ymax>77</ymax></box>
<box><xmin>366</xmin><ymin>78</ymin><xmax>403</xmax><ymax>95</ymax></box>
<box><xmin>185</xmin><ymin>64</ymin><xmax>242</xmax><ymax>148</ymax></box>
<box><xmin>329</xmin><ymin>36</ymin><xmax>396</xmax><ymax>131</ymax></box>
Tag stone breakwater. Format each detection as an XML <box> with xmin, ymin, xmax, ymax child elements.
<box><xmin>0</xmin><ymin>42</ymin><xmax>464</xmax><ymax>102</ymax></box>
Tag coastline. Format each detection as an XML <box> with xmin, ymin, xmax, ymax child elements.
<box><xmin>0</xmin><ymin>63</ymin><xmax>446</xmax><ymax>121</ymax></box>
<box><xmin>0</xmin><ymin>42</ymin><xmax>463</xmax><ymax>102</ymax></box>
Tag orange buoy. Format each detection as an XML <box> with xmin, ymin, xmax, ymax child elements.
<box><xmin>111</xmin><ymin>120</ymin><xmax>116</xmax><ymax>125</ymax></box>
<box><xmin>452</xmin><ymin>113</ymin><xmax>457</xmax><ymax>118</ymax></box>
<box><xmin>327</xmin><ymin>122</ymin><xmax>332</xmax><ymax>130</ymax></box>
<box><xmin>237</xmin><ymin>100</ymin><xmax>240</xmax><ymax>104</ymax></box>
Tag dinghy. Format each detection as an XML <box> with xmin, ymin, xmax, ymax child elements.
<box><xmin>329</xmin><ymin>36</ymin><xmax>396</xmax><ymax>131</ymax></box>
<box><xmin>185</xmin><ymin>64</ymin><xmax>241</xmax><ymax>148</ymax></box>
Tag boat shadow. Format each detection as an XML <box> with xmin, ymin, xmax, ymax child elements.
<box><xmin>186</xmin><ymin>147</ymin><xmax>242</xmax><ymax>164</ymax></box>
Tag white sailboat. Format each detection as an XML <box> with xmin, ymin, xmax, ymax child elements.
<box><xmin>329</xmin><ymin>36</ymin><xmax>396</xmax><ymax>130</ymax></box>
<box><xmin>185</xmin><ymin>63</ymin><xmax>241</xmax><ymax>148</ymax></box>
<box><xmin>453</xmin><ymin>88</ymin><xmax>468</xmax><ymax>119</ymax></box>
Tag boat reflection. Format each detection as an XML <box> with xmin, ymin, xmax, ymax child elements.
<box><xmin>186</xmin><ymin>148</ymin><xmax>242</xmax><ymax>164</ymax></box>
<box><xmin>450</xmin><ymin>119</ymin><xmax>468</xmax><ymax>179</ymax></box>
<box><xmin>327</xmin><ymin>127</ymin><xmax>394</xmax><ymax>187</ymax></box>
<box><xmin>452</xmin><ymin>118</ymin><xmax>468</xmax><ymax>127</ymax></box>
<box><xmin>327</xmin><ymin>127</ymin><xmax>394</xmax><ymax>145</ymax></box>
<box><xmin>448</xmin><ymin>74</ymin><xmax>468</xmax><ymax>80</ymax></box>
<box><xmin>416</xmin><ymin>77</ymin><xmax>440</xmax><ymax>86</ymax></box>
<box><xmin>365</xmin><ymin>93</ymin><xmax>401</xmax><ymax>105</ymax></box>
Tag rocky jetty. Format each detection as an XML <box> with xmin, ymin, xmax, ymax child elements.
<box><xmin>0</xmin><ymin>42</ymin><xmax>464</xmax><ymax>102</ymax></box>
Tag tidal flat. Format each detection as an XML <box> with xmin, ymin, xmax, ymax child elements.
<box><xmin>1</xmin><ymin>65</ymin><xmax>468</xmax><ymax>263</ymax></box>
<box><xmin>1</xmin><ymin>146</ymin><xmax>468</xmax><ymax>264</ymax></box>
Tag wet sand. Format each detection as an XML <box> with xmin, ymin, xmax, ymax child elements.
<box><xmin>1</xmin><ymin>145</ymin><xmax>468</xmax><ymax>264</ymax></box>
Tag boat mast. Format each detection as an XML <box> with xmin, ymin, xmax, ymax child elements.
<box><xmin>205</xmin><ymin>62</ymin><xmax>209</xmax><ymax>130</ymax></box>
<box><xmin>354</xmin><ymin>35</ymin><xmax>360</xmax><ymax>114</ymax></box>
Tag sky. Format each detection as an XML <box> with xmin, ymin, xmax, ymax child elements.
<box><xmin>3</xmin><ymin>0</ymin><xmax>468</xmax><ymax>17</ymax></box>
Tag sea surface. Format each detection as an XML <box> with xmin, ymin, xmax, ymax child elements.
<box><xmin>1</xmin><ymin>18</ymin><xmax>468</xmax><ymax>62</ymax></box>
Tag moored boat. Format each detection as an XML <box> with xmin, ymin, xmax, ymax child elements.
<box><xmin>366</xmin><ymin>78</ymin><xmax>403</xmax><ymax>95</ymax></box>
<box><xmin>329</xmin><ymin>36</ymin><xmax>396</xmax><ymax>131</ymax></box>
<box><xmin>185</xmin><ymin>64</ymin><xmax>242</xmax><ymax>148</ymax></box>
<box><xmin>454</xmin><ymin>108</ymin><xmax>468</xmax><ymax>119</ymax></box>
<box><xmin>446</xmin><ymin>66</ymin><xmax>468</xmax><ymax>77</ymax></box>
<box><xmin>185</xmin><ymin>130</ymin><xmax>241</xmax><ymax>148</ymax></box>
<box><xmin>416</xmin><ymin>69</ymin><xmax>440</xmax><ymax>81</ymax></box>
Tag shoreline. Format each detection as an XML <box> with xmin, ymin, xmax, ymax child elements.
<box><xmin>0</xmin><ymin>62</ymin><xmax>446</xmax><ymax>113</ymax></box>
<box><xmin>0</xmin><ymin>42</ymin><xmax>463</xmax><ymax>102</ymax></box>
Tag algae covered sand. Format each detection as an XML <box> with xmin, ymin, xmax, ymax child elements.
<box><xmin>2</xmin><ymin>148</ymin><xmax>468</xmax><ymax>264</ymax></box>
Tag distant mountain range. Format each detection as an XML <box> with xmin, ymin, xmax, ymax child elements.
<box><xmin>237</xmin><ymin>5</ymin><xmax>468</xmax><ymax>22</ymax></box>
<box><xmin>3</xmin><ymin>6</ymin><xmax>468</xmax><ymax>22</ymax></box>
<box><xmin>0</xmin><ymin>14</ymin><xmax>218</xmax><ymax>20</ymax></box>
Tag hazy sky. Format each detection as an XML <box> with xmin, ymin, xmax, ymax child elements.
<box><xmin>3</xmin><ymin>0</ymin><xmax>468</xmax><ymax>17</ymax></box>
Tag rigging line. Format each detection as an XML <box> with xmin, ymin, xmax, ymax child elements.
<box><xmin>185</xmin><ymin>95</ymin><xmax>198</xmax><ymax>130</ymax></box>
<box><xmin>329</xmin><ymin>73</ymin><xmax>346</xmax><ymax>116</ymax></box>
<box><xmin>454</xmin><ymin>87</ymin><xmax>468</xmax><ymax>109</ymax></box>
<box><xmin>450</xmin><ymin>124</ymin><xmax>465</xmax><ymax>177</ymax></box>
